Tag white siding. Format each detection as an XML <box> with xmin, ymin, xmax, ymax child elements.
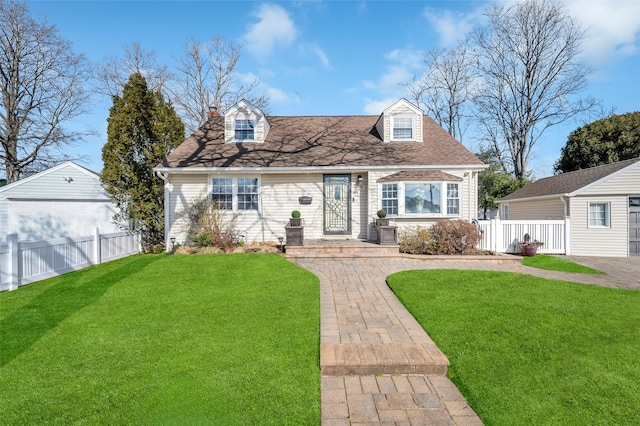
<box><xmin>570</xmin><ymin>195</ymin><xmax>628</xmax><ymax>257</ymax></box>
<box><xmin>167</xmin><ymin>174</ymin><xmax>209</xmax><ymax>242</ymax></box>
<box><xmin>505</xmin><ymin>198</ymin><xmax>566</xmax><ymax>220</ymax></box>
<box><xmin>580</xmin><ymin>165</ymin><xmax>640</xmax><ymax>196</ymax></box>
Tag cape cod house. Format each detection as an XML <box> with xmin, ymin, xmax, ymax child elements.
<box><xmin>499</xmin><ymin>157</ymin><xmax>640</xmax><ymax>257</ymax></box>
<box><xmin>154</xmin><ymin>99</ymin><xmax>486</xmax><ymax>248</ymax></box>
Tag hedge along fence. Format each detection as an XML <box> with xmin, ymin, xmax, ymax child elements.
<box><xmin>0</xmin><ymin>229</ymin><xmax>140</xmax><ymax>291</ymax></box>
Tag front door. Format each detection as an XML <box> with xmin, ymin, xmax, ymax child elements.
<box><xmin>323</xmin><ymin>175</ymin><xmax>351</xmax><ymax>235</ymax></box>
<box><xmin>630</xmin><ymin>197</ymin><xmax>640</xmax><ymax>256</ymax></box>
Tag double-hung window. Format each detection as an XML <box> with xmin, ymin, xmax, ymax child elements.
<box><xmin>381</xmin><ymin>183</ymin><xmax>398</xmax><ymax>215</ymax></box>
<box><xmin>234</xmin><ymin>118</ymin><xmax>254</xmax><ymax>141</ymax></box>
<box><xmin>446</xmin><ymin>183</ymin><xmax>460</xmax><ymax>215</ymax></box>
<box><xmin>212</xmin><ymin>177</ymin><xmax>259</xmax><ymax>212</ymax></box>
<box><xmin>588</xmin><ymin>202</ymin><xmax>610</xmax><ymax>228</ymax></box>
<box><xmin>392</xmin><ymin>116</ymin><xmax>413</xmax><ymax>140</ymax></box>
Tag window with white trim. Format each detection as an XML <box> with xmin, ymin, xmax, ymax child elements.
<box><xmin>392</xmin><ymin>116</ymin><xmax>413</xmax><ymax>140</ymax></box>
<box><xmin>379</xmin><ymin>181</ymin><xmax>461</xmax><ymax>216</ymax></box>
<box><xmin>503</xmin><ymin>204</ymin><xmax>509</xmax><ymax>220</ymax></box>
<box><xmin>588</xmin><ymin>202</ymin><xmax>610</xmax><ymax>228</ymax></box>
<box><xmin>381</xmin><ymin>183</ymin><xmax>398</xmax><ymax>215</ymax></box>
<box><xmin>446</xmin><ymin>183</ymin><xmax>460</xmax><ymax>215</ymax></box>
<box><xmin>212</xmin><ymin>177</ymin><xmax>259</xmax><ymax>212</ymax></box>
<box><xmin>234</xmin><ymin>118</ymin><xmax>254</xmax><ymax>141</ymax></box>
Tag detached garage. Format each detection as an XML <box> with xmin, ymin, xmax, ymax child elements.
<box><xmin>0</xmin><ymin>162</ymin><xmax>121</xmax><ymax>241</ymax></box>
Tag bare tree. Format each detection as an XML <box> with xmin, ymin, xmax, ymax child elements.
<box><xmin>404</xmin><ymin>42</ymin><xmax>476</xmax><ymax>142</ymax></box>
<box><xmin>170</xmin><ymin>37</ymin><xmax>269</xmax><ymax>134</ymax></box>
<box><xmin>472</xmin><ymin>0</ymin><xmax>598</xmax><ymax>179</ymax></box>
<box><xmin>94</xmin><ymin>42</ymin><xmax>173</xmax><ymax>98</ymax></box>
<box><xmin>0</xmin><ymin>0</ymin><xmax>90</xmax><ymax>183</ymax></box>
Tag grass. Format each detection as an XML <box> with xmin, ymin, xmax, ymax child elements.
<box><xmin>522</xmin><ymin>254</ymin><xmax>605</xmax><ymax>274</ymax></box>
<box><xmin>387</xmin><ymin>270</ymin><xmax>640</xmax><ymax>425</ymax></box>
<box><xmin>0</xmin><ymin>253</ymin><xmax>320</xmax><ymax>425</ymax></box>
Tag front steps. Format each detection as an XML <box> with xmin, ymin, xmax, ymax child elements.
<box><xmin>284</xmin><ymin>239</ymin><xmax>400</xmax><ymax>259</ymax></box>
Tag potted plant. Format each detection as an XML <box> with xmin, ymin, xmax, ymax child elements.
<box><xmin>286</xmin><ymin>210</ymin><xmax>304</xmax><ymax>246</ymax></box>
<box><xmin>290</xmin><ymin>210</ymin><xmax>302</xmax><ymax>227</ymax></box>
<box><xmin>375</xmin><ymin>209</ymin><xmax>390</xmax><ymax>227</ymax></box>
<box><xmin>519</xmin><ymin>233</ymin><xmax>544</xmax><ymax>256</ymax></box>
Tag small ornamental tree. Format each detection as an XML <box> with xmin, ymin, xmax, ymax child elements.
<box><xmin>101</xmin><ymin>72</ymin><xmax>184</xmax><ymax>249</ymax></box>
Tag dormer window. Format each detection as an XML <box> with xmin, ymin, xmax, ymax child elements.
<box><xmin>234</xmin><ymin>118</ymin><xmax>254</xmax><ymax>141</ymax></box>
<box><xmin>392</xmin><ymin>116</ymin><xmax>413</xmax><ymax>140</ymax></box>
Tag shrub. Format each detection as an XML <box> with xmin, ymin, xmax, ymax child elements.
<box><xmin>430</xmin><ymin>219</ymin><xmax>482</xmax><ymax>255</ymax></box>
<box><xmin>181</xmin><ymin>197</ymin><xmax>240</xmax><ymax>252</ymax></box>
<box><xmin>377</xmin><ymin>209</ymin><xmax>387</xmax><ymax>218</ymax></box>
<box><xmin>291</xmin><ymin>210</ymin><xmax>301</xmax><ymax>218</ymax></box>
<box><xmin>398</xmin><ymin>226</ymin><xmax>436</xmax><ymax>255</ymax></box>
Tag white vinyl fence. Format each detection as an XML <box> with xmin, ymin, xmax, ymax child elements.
<box><xmin>0</xmin><ymin>229</ymin><xmax>141</xmax><ymax>291</ymax></box>
<box><xmin>476</xmin><ymin>218</ymin><xmax>570</xmax><ymax>255</ymax></box>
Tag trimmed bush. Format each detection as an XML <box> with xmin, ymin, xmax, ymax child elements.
<box><xmin>430</xmin><ymin>219</ymin><xmax>482</xmax><ymax>255</ymax></box>
<box><xmin>291</xmin><ymin>210</ymin><xmax>301</xmax><ymax>218</ymax></box>
<box><xmin>398</xmin><ymin>226</ymin><xmax>436</xmax><ymax>255</ymax></box>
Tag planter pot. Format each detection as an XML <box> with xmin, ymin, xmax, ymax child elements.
<box><xmin>285</xmin><ymin>225</ymin><xmax>304</xmax><ymax>246</ymax></box>
<box><xmin>376</xmin><ymin>225</ymin><xmax>398</xmax><ymax>245</ymax></box>
<box><xmin>375</xmin><ymin>218</ymin><xmax>390</xmax><ymax>227</ymax></box>
<box><xmin>520</xmin><ymin>244</ymin><xmax>538</xmax><ymax>256</ymax></box>
<box><xmin>289</xmin><ymin>218</ymin><xmax>302</xmax><ymax>227</ymax></box>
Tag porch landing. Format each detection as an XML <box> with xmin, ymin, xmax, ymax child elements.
<box><xmin>284</xmin><ymin>239</ymin><xmax>401</xmax><ymax>259</ymax></box>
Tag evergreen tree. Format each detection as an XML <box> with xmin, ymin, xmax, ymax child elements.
<box><xmin>101</xmin><ymin>73</ymin><xmax>184</xmax><ymax>249</ymax></box>
<box><xmin>554</xmin><ymin>111</ymin><xmax>640</xmax><ymax>173</ymax></box>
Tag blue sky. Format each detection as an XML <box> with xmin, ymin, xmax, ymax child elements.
<box><xmin>24</xmin><ymin>0</ymin><xmax>640</xmax><ymax>178</ymax></box>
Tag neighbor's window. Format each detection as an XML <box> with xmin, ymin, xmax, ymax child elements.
<box><xmin>211</xmin><ymin>177</ymin><xmax>259</xmax><ymax>212</ymax></box>
<box><xmin>234</xmin><ymin>119</ymin><xmax>254</xmax><ymax>141</ymax></box>
<box><xmin>446</xmin><ymin>183</ymin><xmax>460</xmax><ymax>215</ymax></box>
<box><xmin>588</xmin><ymin>202</ymin><xmax>610</xmax><ymax>228</ymax></box>
<box><xmin>392</xmin><ymin>116</ymin><xmax>413</xmax><ymax>140</ymax></box>
<box><xmin>381</xmin><ymin>183</ymin><xmax>398</xmax><ymax>215</ymax></box>
<box><xmin>502</xmin><ymin>204</ymin><xmax>509</xmax><ymax>220</ymax></box>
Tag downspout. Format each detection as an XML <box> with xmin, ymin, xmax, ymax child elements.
<box><xmin>156</xmin><ymin>171</ymin><xmax>170</xmax><ymax>250</ymax></box>
<box><xmin>259</xmin><ymin>174</ymin><xmax>265</xmax><ymax>243</ymax></box>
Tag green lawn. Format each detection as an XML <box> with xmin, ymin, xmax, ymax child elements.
<box><xmin>0</xmin><ymin>254</ymin><xmax>320</xmax><ymax>425</ymax></box>
<box><xmin>387</xmin><ymin>270</ymin><xmax>640</xmax><ymax>426</ymax></box>
<box><xmin>522</xmin><ymin>254</ymin><xmax>605</xmax><ymax>274</ymax></box>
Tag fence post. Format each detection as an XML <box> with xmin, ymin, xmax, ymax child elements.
<box><xmin>564</xmin><ymin>217</ymin><xmax>571</xmax><ymax>255</ymax></box>
<box><xmin>8</xmin><ymin>234</ymin><xmax>20</xmax><ymax>290</ymax></box>
<box><xmin>493</xmin><ymin>217</ymin><xmax>501</xmax><ymax>253</ymax></box>
<box><xmin>94</xmin><ymin>227</ymin><xmax>102</xmax><ymax>265</ymax></box>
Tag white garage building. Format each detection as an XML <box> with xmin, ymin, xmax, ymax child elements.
<box><xmin>0</xmin><ymin>161</ymin><xmax>120</xmax><ymax>241</ymax></box>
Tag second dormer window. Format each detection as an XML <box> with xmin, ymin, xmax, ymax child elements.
<box><xmin>392</xmin><ymin>116</ymin><xmax>413</xmax><ymax>140</ymax></box>
<box><xmin>235</xmin><ymin>119</ymin><xmax>254</xmax><ymax>141</ymax></box>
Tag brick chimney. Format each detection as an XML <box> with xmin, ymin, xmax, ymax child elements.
<box><xmin>207</xmin><ymin>106</ymin><xmax>220</xmax><ymax>119</ymax></box>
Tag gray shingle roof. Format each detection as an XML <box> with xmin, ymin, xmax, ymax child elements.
<box><xmin>500</xmin><ymin>157</ymin><xmax>640</xmax><ymax>201</ymax></box>
<box><xmin>158</xmin><ymin>115</ymin><xmax>484</xmax><ymax>169</ymax></box>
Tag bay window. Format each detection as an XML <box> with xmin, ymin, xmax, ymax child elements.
<box><xmin>379</xmin><ymin>181</ymin><xmax>461</xmax><ymax>216</ymax></box>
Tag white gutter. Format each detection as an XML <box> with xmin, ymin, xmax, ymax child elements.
<box><xmin>155</xmin><ymin>171</ymin><xmax>170</xmax><ymax>249</ymax></box>
<box><xmin>152</xmin><ymin>163</ymin><xmax>489</xmax><ymax>175</ymax></box>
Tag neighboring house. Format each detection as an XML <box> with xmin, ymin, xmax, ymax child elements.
<box><xmin>499</xmin><ymin>157</ymin><xmax>640</xmax><ymax>257</ymax></box>
<box><xmin>154</xmin><ymin>99</ymin><xmax>486</xmax><ymax>247</ymax></box>
<box><xmin>0</xmin><ymin>161</ymin><xmax>121</xmax><ymax>241</ymax></box>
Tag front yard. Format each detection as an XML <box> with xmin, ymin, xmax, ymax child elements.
<box><xmin>388</xmin><ymin>269</ymin><xmax>640</xmax><ymax>425</ymax></box>
<box><xmin>0</xmin><ymin>254</ymin><xmax>320</xmax><ymax>425</ymax></box>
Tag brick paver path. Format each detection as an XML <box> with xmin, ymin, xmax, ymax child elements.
<box><xmin>292</xmin><ymin>255</ymin><xmax>639</xmax><ymax>425</ymax></box>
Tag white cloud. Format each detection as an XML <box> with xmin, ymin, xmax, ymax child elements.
<box><xmin>244</xmin><ymin>3</ymin><xmax>297</xmax><ymax>60</ymax></box>
<box><xmin>566</xmin><ymin>0</ymin><xmax>640</xmax><ymax>64</ymax></box>
<box><xmin>310</xmin><ymin>44</ymin><xmax>330</xmax><ymax>69</ymax></box>
<box><xmin>266</xmin><ymin>87</ymin><xmax>294</xmax><ymax>104</ymax></box>
<box><xmin>360</xmin><ymin>48</ymin><xmax>425</xmax><ymax>114</ymax></box>
<box><xmin>423</xmin><ymin>7</ymin><xmax>485</xmax><ymax>47</ymax></box>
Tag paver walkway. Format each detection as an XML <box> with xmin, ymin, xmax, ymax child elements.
<box><xmin>292</xmin><ymin>255</ymin><xmax>639</xmax><ymax>425</ymax></box>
